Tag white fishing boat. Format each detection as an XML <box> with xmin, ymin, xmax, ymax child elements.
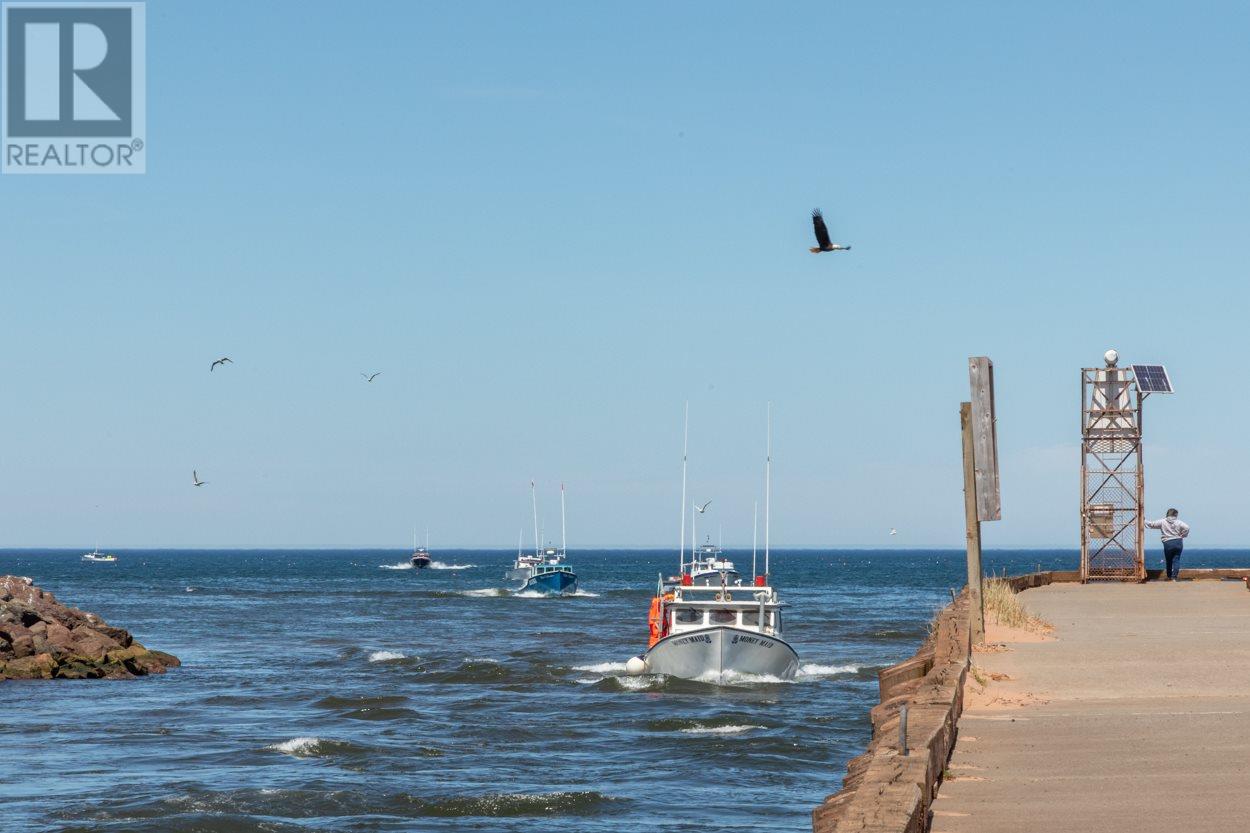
<box><xmin>627</xmin><ymin>404</ymin><xmax>798</xmax><ymax>682</ymax></box>
<box><xmin>503</xmin><ymin>482</ymin><xmax>578</xmax><ymax>595</ymax></box>
<box><xmin>687</xmin><ymin>537</ymin><xmax>741</xmax><ymax>587</ymax></box>
<box><xmin>82</xmin><ymin>546</ymin><xmax>117</xmax><ymax>563</ymax></box>
<box><xmin>410</xmin><ymin>528</ymin><xmax>431</xmax><ymax>569</ymax></box>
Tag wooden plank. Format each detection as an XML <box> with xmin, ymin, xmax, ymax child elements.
<box><xmin>960</xmin><ymin>402</ymin><xmax>985</xmax><ymax>645</ymax></box>
<box><xmin>968</xmin><ymin>357</ymin><xmax>1001</xmax><ymax>522</ymax></box>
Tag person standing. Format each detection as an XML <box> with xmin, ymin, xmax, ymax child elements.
<box><xmin>1146</xmin><ymin>508</ymin><xmax>1190</xmax><ymax>581</ymax></box>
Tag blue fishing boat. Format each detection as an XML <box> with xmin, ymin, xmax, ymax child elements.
<box><xmin>504</xmin><ymin>482</ymin><xmax>579</xmax><ymax>596</ymax></box>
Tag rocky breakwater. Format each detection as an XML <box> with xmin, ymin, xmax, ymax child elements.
<box><xmin>0</xmin><ymin>575</ymin><xmax>179</xmax><ymax>681</ymax></box>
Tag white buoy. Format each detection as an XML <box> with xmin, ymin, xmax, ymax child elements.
<box><xmin>625</xmin><ymin>656</ymin><xmax>647</xmax><ymax>676</ymax></box>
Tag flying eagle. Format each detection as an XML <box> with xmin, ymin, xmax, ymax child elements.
<box><xmin>810</xmin><ymin>209</ymin><xmax>851</xmax><ymax>253</ymax></box>
<box><xmin>210</xmin><ymin>357</ymin><xmax>232</xmax><ymax>371</ymax></box>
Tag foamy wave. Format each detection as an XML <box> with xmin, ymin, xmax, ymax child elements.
<box><xmin>266</xmin><ymin>737</ymin><xmax>322</xmax><ymax>756</ymax></box>
<box><xmin>572</xmin><ymin>661</ymin><xmax>628</xmax><ymax>674</ymax></box>
<box><xmin>379</xmin><ymin>562</ymin><xmax>412</xmax><ymax>570</ymax></box>
<box><xmin>512</xmin><ymin>588</ymin><xmax>597</xmax><ymax>599</ymax></box>
<box><xmin>368</xmin><ymin>651</ymin><xmax>406</xmax><ymax>663</ymax></box>
<box><xmin>797</xmin><ymin>663</ymin><xmax>859</xmax><ymax>678</ymax></box>
<box><xmin>429</xmin><ymin>561</ymin><xmax>475</xmax><ymax>570</ymax></box>
<box><xmin>567</xmin><ymin>589</ymin><xmax>600</xmax><ymax>597</ymax></box>
<box><xmin>679</xmin><ymin>724</ymin><xmax>765</xmax><ymax>735</ymax></box>
<box><xmin>459</xmin><ymin>588</ymin><xmax>505</xmax><ymax>597</ymax></box>
<box><xmin>612</xmin><ymin>674</ymin><xmax>663</xmax><ymax>691</ymax></box>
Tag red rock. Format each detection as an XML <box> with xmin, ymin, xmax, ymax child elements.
<box><xmin>70</xmin><ymin>627</ymin><xmax>121</xmax><ymax>661</ymax></box>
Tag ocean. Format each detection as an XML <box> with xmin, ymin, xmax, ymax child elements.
<box><xmin>2</xmin><ymin>547</ymin><xmax>1245</xmax><ymax>832</ymax></box>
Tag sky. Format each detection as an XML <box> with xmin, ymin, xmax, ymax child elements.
<box><xmin>1</xmin><ymin>1</ymin><xmax>1248</xmax><ymax>549</ymax></box>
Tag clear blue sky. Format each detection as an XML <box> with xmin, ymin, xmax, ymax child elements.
<box><xmin>2</xmin><ymin>1</ymin><xmax>1248</xmax><ymax>549</ymax></box>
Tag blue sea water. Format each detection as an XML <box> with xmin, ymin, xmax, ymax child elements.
<box><xmin>2</xmin><ymin>547</ymin><xmax>1246</xmax><ymax>832</ymax></box>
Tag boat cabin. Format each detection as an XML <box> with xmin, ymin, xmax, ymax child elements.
<box><xmin>658</xmin><ymin>583</ymin><xmax>785</xmax><ymax>641</ymax></box>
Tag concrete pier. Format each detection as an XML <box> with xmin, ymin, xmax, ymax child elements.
<box><xmin>931</xmin><ymin>581</ymin><xmax>1250</xmax><ymax>833</ymax></box>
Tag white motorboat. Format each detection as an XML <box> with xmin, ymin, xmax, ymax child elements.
<box><xmin>82</xmin><ymin>547</ymin><xmax>117</xmax><ymax>563</ymax></box>
<box><xmin>628</xmin><ymin>404</ymin><xmax>797</xmax><ymax>682</ymax></box>
<box><xmin>687</xmin><ymin>537</ymin><xmax>741</xmax><ymax>587</ymax></box>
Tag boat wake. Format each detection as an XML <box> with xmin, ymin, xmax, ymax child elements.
<box><xmin>512</xmin><ymin>589</ymin><xmax>599</xmax><ymax>599</ymax></box>
<box><xmin>796</xmin><ymin>662</ymin><xmax>860</xmax><ymax>679</ymax></box>
<box><xmin>379</xmin><ymin>562</ymin><xmax>413</xmax><ymax>570</ymax></box>
<box><xmin>429</xmin><ymin>561</ymin><xmax>475</xmax><ymax>570</ymax></box>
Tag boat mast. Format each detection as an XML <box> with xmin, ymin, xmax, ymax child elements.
<box><xmin>560</xmin><ymin>482</ymin><xmax>567</xmax><ymax>557</ymax></box>
<box><xmin>517</xmin><ymin>528</ymin><xmax>523</xmax><ymax>559</ymax></box>
<box><xmin>531</xmin><ymin>480</ymin><xmax>540</xmax><ymax>558</ymax></box>
<box><xmin>765</xmin><ymin>402</ymin><xmax>772</xmax><ymax>580</ymax></box>
<box><xmin>752</xmin><ymin>500</ymin><xmax>758</xmax><ymax>579</ymax></box>
<box><xmin>679</xmin><ymin>402</ymin><xmax>688</xmax><ymax>574</ymax></box>
<box><xmin>425</xmin><ymin>527</ymin><xmax>429</xmax><ymax>550</ymax></box>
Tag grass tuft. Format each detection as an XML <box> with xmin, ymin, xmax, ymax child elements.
<box><xmin>983</xmin><ymin>577</ymin><xmax>1051</xmax><ymax>632</ymax></box>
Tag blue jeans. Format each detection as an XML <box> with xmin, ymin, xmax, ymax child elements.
<box><xmin>1163</xmin><ymin>539</ymin><xmax>1183</xmax><ymax>580</ymax></box>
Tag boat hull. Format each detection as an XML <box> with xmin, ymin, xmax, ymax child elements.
<box><xmin>644</xmin><ymin>626</ymin><xmax>798</xmax><ymax>681</ymax></box>
<box><xmin>519</xmin><ymin>570</ymin><xmax>578</xmax><ymax>596</ymax></box>
<box><xmin>411</xmin><ymin>557</ymin><xmax>431</xmax><ymax>569</ymax></box>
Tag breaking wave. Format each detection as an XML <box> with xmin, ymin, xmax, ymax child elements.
<box><xmin>678</xmin><ymin>724</ymin><xmax>764</xmax><ymax>735</ymax></box>
<box><xmin>429</xmin><ymin>561</ymin><xmax>475</xmax><ymax>570</ymax></box>
<box><xmin>264</xmin><ymin>737</ymin><xmax>371</xmax><ymax>758</ymax></box>
<box><xmin>368</xmin><ymin>650</ymin><xmax>406</xmax><ymax>663</ymax></box>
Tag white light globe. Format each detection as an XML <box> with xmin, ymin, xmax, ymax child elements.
<box><xmin>1104</xmin><ymin>349</ymin><xmax>1119</xmax><ymax>367</ymax></box>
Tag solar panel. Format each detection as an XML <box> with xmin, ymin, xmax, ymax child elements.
<box><xmin>1131</xmin><ymin>364</ymin><xmax>1173</xmax><ymax>394</ymax></box>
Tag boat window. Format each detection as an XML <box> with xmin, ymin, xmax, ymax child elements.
<box><xmin>741</xmin><ymin>610</ymin><xmax>759</xmax><ymax>627</ymax></box>
<box><xmin>710</xmin><ymin>609</ymin><xmax>735</xmax><ymax>625</ymax></box>
<box><xmin>674</xmin><ymin>608</ymin><xmax>701</xmax><ymax>624</ymax></box>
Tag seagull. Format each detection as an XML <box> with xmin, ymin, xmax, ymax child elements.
<box><xmin>695</xmin><ymin>500</ymin><xmax>712</xmax><ymax>514</ymax></box>
<box><xmin>809</xmin><ymin>209</ymin><xmax>851</xmax><ymax>253</ymax></box>
<box><xmin>889</xmin><ymin>528</ymin><xmax>898</xmax><ymax>536</ymax></box>
<box><xmin>210</xmin><ymin>357</ymin><xmax>232</xmax><ymax>371</ymax></box>
<box><xmin>192</xmin><ymin>470</ymin><xmax>206</xmax><ymax>487</ymax></box>
<box><xmin>361</xmin><ymin>372</ymin><xmax>381</xmax><ymax>382</ymax></box>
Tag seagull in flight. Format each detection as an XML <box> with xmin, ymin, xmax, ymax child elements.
<box><xmin>210</xmin><ymin>357</ymin><xmax>232</xmax><ymax>372</ymax></box>
<box><xmin>361</xmin><ymin>372</ymin><xmax>381</xmax><ymax>382</ymax></box>
<box><xmin>889</xmin><ymin>528</ymin><xmax>898</xmax><ymax>536</ymax></box>
<box><xmin>695</xmin><ymin>500</ymin><xmax>712</xmax><ymax>514</ymax></box>
<box><xmin>809</xmin><ymin>209</ymin><xmax>851</xmax><ymax>253</ymax></box>
<box><xmin>192</xmin><ymin>470</ymin><xmax>206</xmax><ymax>487</ymax></box>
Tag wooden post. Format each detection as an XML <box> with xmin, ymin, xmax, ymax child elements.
<box><xmin>961</xmin><ymin>402</ymin><xmax>985</xmax><ymax>646</ymax></box>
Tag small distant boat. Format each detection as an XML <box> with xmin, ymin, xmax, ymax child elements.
<box><xmin>503</xmin><ymin>482</ymin><xmax>578</xmax><ymax>595</ymax></box>
<box><xmin>82</xmin><ymin>547</ymin><xmax>117</xmax><ymax>563</ymax></box>
<box><xmin>411</xmin><ymin>528</ymin><xmax>431</xmax><ymax>569</ymax></box>
<box><xmin>688</xmin><ymin>537</ymin><xmax>741</xmax><ymax>587</ymax></box>
<box><xmin>627</xmin><ymin>404</ymin><xmax>797</xmax><ymax>681</ymax></box>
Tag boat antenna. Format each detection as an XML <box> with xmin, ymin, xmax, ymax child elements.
<box><xmin>561</xmin><ymin>482</ymin><xmax>567</xmax><ymax>556</ymax></box>
<box><xmin>425</xmin><ymin>526</ymin><xmax>429</xmax><ymax>550</ymax></box>
<box><xmin>517</xmin><ymin>528</ymin><xmax>523</xmax><ymax>559</ymax></box>
<box><xmin>679</xmin><ymin>402</ymin><xmax>688</xmax><ymax>574</ymax></box>
<box><xmin>691</xmin><ymin>500</ymin><xmax>698</xmax><ymax>566</ymax></box>
<box><xmin>752</xmin><ymin>500</ymin><xmax>758</xmax><ymax>579</ymax></box>
<box><xmin>531</xmin><ymin>480</ymin><xmax>540</xmax><ymax>558</ymax></box>
<box><xmin>765</xmin><ymin>402</ymin><xmax>772</xmax><ymax>580</ymax></box>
